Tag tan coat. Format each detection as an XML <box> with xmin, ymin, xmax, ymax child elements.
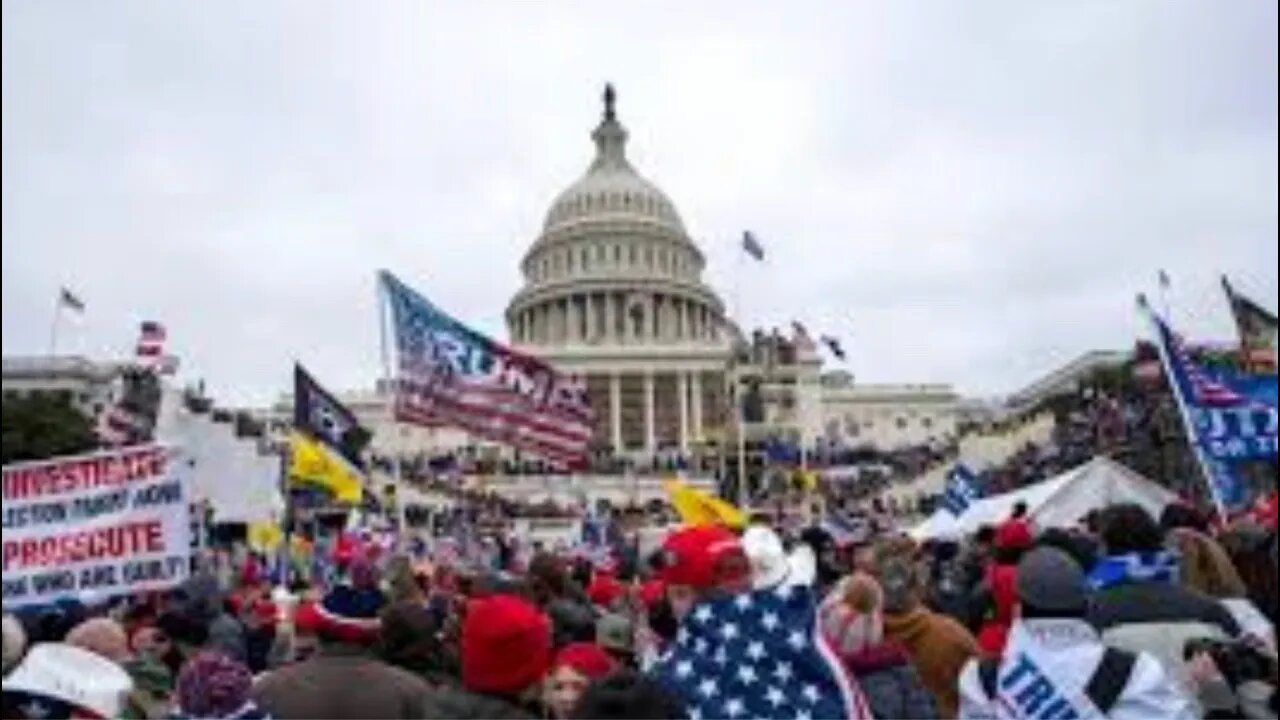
<box><xmin>884</xmin><ymin>606</ymin><xmax>980</xmax><ymax>719</ymax></box>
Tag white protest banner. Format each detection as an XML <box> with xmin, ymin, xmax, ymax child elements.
<box><xmin>2</xmin><ymin>444</ymin><xmax>191</xmax><ymax>609</ymax></box>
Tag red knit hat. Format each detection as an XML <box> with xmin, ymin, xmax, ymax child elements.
<box><xmin>552</xmin><ymin>642</ymin><xmax>617</xmax><ymax>680</ymax></box>
<box><xmin>462</xmin><ymin>594</ymin><xmax>552</xmax><ymax>695</ymax></box>
<box><xmin>587</xmin><ymin>572</ymin><xmax>625</xmax><ymax>609</ymax></box>
<box><xmin>658</xmin><ymin>525</ymin><xmax>749</xmax><ymax>590</ymax></box>
<box><xmin>639</xmin><ymin>579</ymin><xmax>665</xmax><ymax>609</ymax></box>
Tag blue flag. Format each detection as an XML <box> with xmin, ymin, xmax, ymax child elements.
<box><xmin>1143</xmin><ymin>301</ymin><xmax>1278</xmax><ymax>509</ymax></box>
<box><xmin>943</xmin><ymin>463</ymin><xmax>981</xmax><ymax>516</ymax></box>
<box><xmin>653</xmin><ymin>585</ymin><xmax>867</xmax><ymax>720</ymax></box>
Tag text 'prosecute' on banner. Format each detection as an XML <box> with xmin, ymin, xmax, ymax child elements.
<box><xmin>1</xmin><ymin>444</ymin><xmax>192</xmax><ymax>609</ymax></box>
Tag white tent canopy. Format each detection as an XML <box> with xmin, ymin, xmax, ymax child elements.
<box><xmin>909</xmin><ymin>456</ymin><xmax>1177</xmax><ymax>541</ymax></box>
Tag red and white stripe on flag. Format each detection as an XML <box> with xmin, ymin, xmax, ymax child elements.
<box><xmin>136</xmin><ymin>321</ymin><xmax>166</xmax><ymax>358</ymax></box>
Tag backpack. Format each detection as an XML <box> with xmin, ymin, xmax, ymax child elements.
<box><xmin>977</xmin><ymin>647</ymin><xmax>1136</xmax><ymax>715</ymax></box>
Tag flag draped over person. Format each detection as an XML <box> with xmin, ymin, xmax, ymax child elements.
<box><xmin>379</xmin><ymin>270</ymin><xmax>593</xmax><ymax>468</ymax></box>
<box><xmin>289</xmin><ymin>363</ymin><xmax>370</xmax><ymax>504</ymax></box>
<box><xmin>652</xmin><ymin>584</ymin><xmax>871</xmax><ymax>720</ymax></box>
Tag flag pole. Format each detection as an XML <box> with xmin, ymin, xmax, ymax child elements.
<box><xmin>1158</xmin><ymin>270</ymin><xmax>1173</xmax><ymax>329</ymax></box>
<box><xmin>734</xmin><ymin>237</ymin><xmax>748</xmax><ymax>510</ymax></box>
<box><xmin>48</xmin><ymin>293</ymin><xmax>64</xmax><ymax>356</ymax></box>
<box><xmin>1138</xmin><ymin>294</ymin><xmax>1228</xmax><ymax>523</ymax></box>
<box><xmin>377</xmin><ymin>274</ymin><xmax>408</xmax><ymax>549</ymax></box>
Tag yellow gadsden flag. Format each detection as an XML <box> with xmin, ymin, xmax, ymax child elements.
<box><xmin>288</xmin><ymin>430</ymin><xmax>364</xmax><ymax>505</ymax></box>
<box><xmin>663</xmin><ymin>478</ymin><xmax>747</xmax><ymax>529</ymax></box>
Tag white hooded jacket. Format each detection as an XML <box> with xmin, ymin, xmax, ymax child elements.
<box><xmin>958</xmin><ymin>618</ymin><xmax>1196</xmax><ymax>720</ymax></box>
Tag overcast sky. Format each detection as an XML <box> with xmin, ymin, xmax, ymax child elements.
<box><xmin>3</xmin><ymin>1</ymin><xmax>1276</xmax><ymax>406</ymax></box>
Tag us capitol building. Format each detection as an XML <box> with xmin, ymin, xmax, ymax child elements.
<box><xmin>435</xmin><ymin>85</ymin><xmax>959</xmax><ymax>466</ymax></box>
<box><xmin>2</xmin><ymin>87</ymin><xmax>964</xmax><ymax>484</ymax></box>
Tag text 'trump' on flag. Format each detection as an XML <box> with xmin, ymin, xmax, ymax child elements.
<box><xmin>379</xmin><ymin>270</ymin><xmax>593</xmax><ymax>468</ymax></box>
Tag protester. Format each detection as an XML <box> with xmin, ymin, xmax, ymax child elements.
<box><xmin>171</xmin><ymin>572</ymin><xmax>248</xmax><ymax>664</ymax></box>
<box><xmin>543</xmin><ymin>642</ymin><xmax>617</xmax><ymax>719</ymax></box>
<box><xmin>174</xmin><ymin>650</ymin><xmax>269</xmax><ymax>719</ymax></box>
<box><xmin>959</xmin><ymin>546</ymin><xmax>1196</xmax><ymax>719</ymax></box>
<box><xmin>421</xmin><ymin>593</ymin><xmax>552</xmax><ymax>719</ymax></box>
<box><xmin>876</xmin><ymin>542</ymin><xmax>980</xmax><ymax>718</ymax></box>
<box><xmin>1219</xmin><ymin>521</ymin><xmax>1280</xmax><ymax>626</ymax></box>
<box><xmin>1088</xmin><ymin>503</ymin><xmax>1243</xmax><ymax>706</ymax></box>
<box><xmin>2</xmin><ymin>643</ymin><xmax>134</xmax><ymax>719</ymax></box>
<box><xmin>654</xmin><ymin>525</ymin><xmax>751</xmax><ymax>621</ymax></box>
<box><xmin>251</xmin><ymin>584</ymin><xmax>430</xmax><ymax>719</ymax></box>
<box><xmin>572</xmin><ymin>671</ymin><xmax>687</xmax><ymax>720</ymax></box>
<box><xmin>120</xmin><ymin>655</ymin><xmax>174</xmax><ymax>719</ymax></box>
<box><xmin>970</xmin><ymin>516</ymin><xmax>1034</xmax><ymax>657</ymax></box>
<box><xmin>64</xmin><ymin>617</ymin><xmax>131</xmax><ymax>665</ymax></box>
<box><xmin>595</xmin><ymin>613</ymin><xmax>636</xmax><ymax>670</ymax></box>
<box><xmin>586</xmin><ymin>570</ymin><xmax>626</xmax><ymax>611</ymax></box>
<box><xmin>378</xmin><ymin>596</ymin><xmax>449</xmax><ymax>683</ymax></box>
<box><xmin>1169</xmin><ymin>525</ymin><xmax>1276</xmax><ymax>651</ymax></box>
<box><xmin>819</xmin><ymin>572</ymin><xmax>937</xmax><ymax>718</ymax></box>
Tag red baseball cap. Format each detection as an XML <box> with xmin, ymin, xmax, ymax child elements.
<box><xmin>658</xmin><ymin>525</ymin><xmax>749</xmax><ymax>590</ymax></box>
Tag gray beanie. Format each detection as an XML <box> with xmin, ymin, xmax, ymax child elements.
<box><xmin>1016</xmin><ymin>547</ymin><xmax>1087</xmax><ymax>614</ymax></box>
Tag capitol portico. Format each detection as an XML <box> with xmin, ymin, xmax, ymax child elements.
<box><xmin>506</xmin><ymin>86</ymin><xmax>734</xmax><ymax>458</ymax></box>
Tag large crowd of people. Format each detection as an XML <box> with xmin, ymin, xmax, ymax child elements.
<box><xmin>3</xmin><ymin>485</ymin><xmax>1276</xmax><ymax>719</ymax></box>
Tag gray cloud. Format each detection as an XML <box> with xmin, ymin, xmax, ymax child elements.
<box><xmin>3</xmin><ymin>0</ymin><xmax>1275</xmax><ymax>405</ymax></box>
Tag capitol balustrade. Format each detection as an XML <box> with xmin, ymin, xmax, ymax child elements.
<box><xmin>376</xmin><ymin>470</ymin><xmax>718</xmax><ymax>509</ymax></box>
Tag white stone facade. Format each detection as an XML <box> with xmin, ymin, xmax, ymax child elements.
<box><xmin>505</xmin><ymin>86</ymin><xmax>734</xmax><ymax>459</ymax></box>
<box><xmin>1</xmin><ymin>355</ymin><xmax>126</xmax><ymax>419</ymax></box>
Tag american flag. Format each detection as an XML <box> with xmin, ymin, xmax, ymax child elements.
<box><xmin>653</xmin><ymin>584</ymin><xmax>871</xmax><ymax>720</ymax></box>
<box><xmin>1152</xmin><ymin>309</ymin><xmax>1247</xmax><ymax>407</ymax></box>
<box><xmin>943</xmin><ymin>463</ymin><xmax>981</xmax><ymax>515</ymax></box>
<box><xmin>97</xmin><ymin>322</ymin><xmax>171</xmax><ymax>447</ymax></box>
<box><xmin>381</xmin><ymin>271</ymin><xmax>593</xmax><ymax>467</ymax></box>
<box><xmin>742</xmin><ymin>231</ymin><xmax>765</xmax><ymax>262</ymax></box>
<box><xmin>136</xmin><ymin>320</ymin><xmax>166</xmax><ymax>358</ymax></box>
<box><xmin>820</xmin><ymin>335</ymin><xmax>846</xmax><ymax>361</ymax></box>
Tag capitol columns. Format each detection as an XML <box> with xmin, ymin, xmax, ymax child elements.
<box><xmin>678</xmin><ymin>371</ymin><xmax>690</xmax><ymax>453</ymax></box>
<box><xmin>609</xmin><ymin>372</ymin><xmax>623</xmax><ymax>453</ymax></box>
<box><xmin>691</xmin><ymin>371</ymin><xmax>703</xmax><ymax>442</ymax></box>
<box><xmin>644</xmin><ymin>369</ymin><xmax>656</xmax><ymax>454</ymax></box>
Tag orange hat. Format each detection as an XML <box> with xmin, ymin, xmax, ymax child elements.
<box><xmin>658</xmin><ymin>525</ymin><xmax>749</xmax><ymax>590</ymax></box>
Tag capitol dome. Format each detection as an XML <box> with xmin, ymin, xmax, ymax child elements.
<box><xmin>507</xmin><ymin>84</ymin><xmax>727</xmax><ymax>354</ymax></box>
<box><xmin>505</xmin><ymin>85</ymin><xmax>732</xmax><ymax>458</ymax></box>
<box><xmin>539</xmin><ymin>86</ymin><xmax>686</xmax><ymax>236</ymax></box>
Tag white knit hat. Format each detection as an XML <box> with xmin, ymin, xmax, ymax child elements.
<box><xmin>742</xmin><ymin>525</ymin><xmax>817</xmax><ymax>590</ymax></box>
<box><xmin>2</xmin><ymin>642</ymin><xmax>133</xmax><ymax>719</ymax></box>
